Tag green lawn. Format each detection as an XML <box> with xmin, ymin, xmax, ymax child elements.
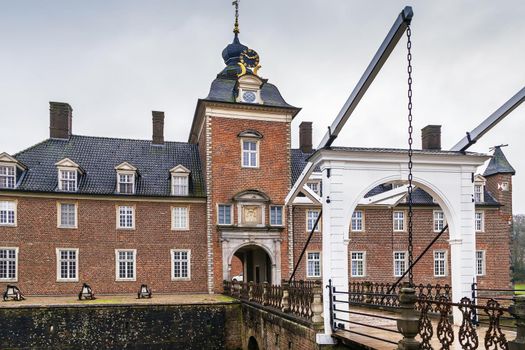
<box><xmin>515</xmin><ymin>283</ymin><xmax>525</xmax><ymax>295</ymax></box>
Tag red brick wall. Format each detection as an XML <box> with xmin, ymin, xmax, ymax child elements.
<box><xmin>0</xmin><ymin>196</ymin><xmax>208</xmax><ymax>295</ymax></box>
<box><xmin>290</xmin><ymin>206</ymin><xmax>322</xmax><ymax>281</ymax></box>
<box><xmin>208</xmin><ymin>116</ymin><xmax>291</xmax><ymax>291</ymax></box>
<box><xmin>291</xmin><ymin>205</ymin><xmax>511</xmax><ymax>289</ymax></box>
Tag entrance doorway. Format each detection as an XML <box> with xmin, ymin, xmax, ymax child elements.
<box><xmin>232</xmin><ymin>245</ymin><xmax>272</xmax><ymax>284</ymax></box>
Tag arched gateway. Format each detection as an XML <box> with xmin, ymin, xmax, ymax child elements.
<box><xmin>304</xmin><ymin>147</ymin><xmax>489</xmax><ymax>342</ymax></box>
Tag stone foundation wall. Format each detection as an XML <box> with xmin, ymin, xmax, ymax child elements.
<box><xmin>0</xmin><ymin>302</ymin><xmax>242</xmax><ymax>350</ymax></box>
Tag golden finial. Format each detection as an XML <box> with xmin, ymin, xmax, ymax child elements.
<box><xmin>232</xmin><ymin>0</ymin><xmax>240</xmax><ymax>34</ymax></box>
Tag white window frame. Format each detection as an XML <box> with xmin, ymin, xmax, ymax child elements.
<box><xmin>0</xmin><ymin>165</ymin><xmax>16</xmax><ymax>189</ymax></box>
<box><xmin>393</xmin><ymin>210</ymin><xmax>406</xmax><ymax>232</ymax></box>
<box><xmin>172</xmin><ymin>206</ymin><xmax>189</xmax><ymax>230</ymax></box>
<box><xmin>116</xmin><ymin>205</ymin><xmax>135</xmax><ymax>229</ymax></box>
<box><xmin>306</xmin><ymin>181</ymin><xmax>321</xmax><ymax>196</ymax></box>
<box><xmin>171</xmin><ymin>249</ymin><xmax>191</xmax><ymax>281</ymax></box>
<box><xmin>306</xmin><ymin>251</ymin><xmax>321</xmax><ymax>278</ymax></box>
<box><xmin>433</xmin><ymin>210</ymin><xmax>446</xmax><ymax>232</ymax></box>
<box><xmin>351</xmin><ymin>251</ymin><xmax>366</xmax><ymax>277</ymax></box>
<box><xmin>351</xmin><ymin>210</ymin><xmax>364</xmax><ymax>232</ymax></box>
<box><xmin>476</xmin><ymin>250</ymin><xmax>486</xmax><ymax>276</ymax></box>
<box><xmin>0</xmin><ymin>247</ymin><xmax>18</xmax><ymax>282</ymax></box>
<box><xmin>58</xmin><ymin>169</ymin><xmax>78</xmax><ymax>192</ymax></box>
<box><xmin>117</xmin><ymin>172</ymin><xmax>135</xmax><ymax>195</ymax></box>
<box><xmin>306</xmin><ymin>209</ymin><xmax>321</xmax><ymax>232</ymax></box>
<box><xmin>393</xmin><ymin>251</ymin><xmax>407</xmax><ymax>277</ymax></box>
<box><xmin>171</xmin><ymin>175</ymin><xmax>189</xmax><ymax>196</ymax></box>
<box><xmin>115</xmin><ymin>249</ymin><xmax>136</xmax><ymax>281</ymax></box>
<box><xmin>474</xmin><ymin>184</ymin><xmax>484</xmax><ymax>203</ymax></box>
<box><xmin>269</xmin><ymin>205</ymin><xmax>284</xmax><ymax>226</ymax></box>
<box><xmin>241</xmin><ymin>139</ymin><xmax>259</xmax><ymax>168</ymax></box>
<box><xmin>475</xmin><ymin>211</ymin><xmax>484</xmax><ymax>232</ymax></box>
<box><xmin>0</xmin><ymin>200</ymin><xmax>17</xmax><ymax>227</ymax></box>
<box><xmin>56</xmin><ymin>248</ymin><xmax>79</xmax><ymax>282</ymax></box>
<box><xmin>57</xmin><ymin>202</ymin><xmax>78</xmax><ymax>229</ymax></box>
<box><xmin>217</xmin><ymin>204</ymin><xmax>233</xmax><ymax>225</ymax></box>
<box><xmin>433</xmin><ymin>250</ymin><xmax>447</xmax><ymax>277</ymax></box>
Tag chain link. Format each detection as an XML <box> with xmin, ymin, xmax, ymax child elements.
<box><xmin>406</xmin><ymin>26</ymin><xmax>414</xmax><ymax>287</ymax></box>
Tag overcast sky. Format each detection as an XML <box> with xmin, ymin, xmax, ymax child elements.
<box><xmin>1</xmin><ymin>1</ymin><xmax>524</xmax><ymax>213</ymax></box>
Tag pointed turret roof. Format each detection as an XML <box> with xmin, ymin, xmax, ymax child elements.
<box><xmin>483</xmin><ymin>146</ymin><xmax>516</xmax><ymax>176</ymax></box>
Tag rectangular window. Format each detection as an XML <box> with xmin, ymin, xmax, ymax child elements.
<box><xmin>474</xmin><ymin>184</ymin><xmax>483</xmax><ymax>203</ymax></box>
<box><xmin>475</xmin><ymin>211</ymin><xmax>484</xmax><ymax>232</ymax></box>
<box><xmin>0</xmin><ymin>201</ymin><xmax>16</xmax><ymax>226</ymax></box>
<box><xmin>58</xmin><ymin>203</ymin><xmax>77</xmax><ymax>228</ymax></box>
<box><xmin>307</xmin><ymin>209</ymin><xmax>320</xmax><ymax>232</ymax></box>
<box><xmin>242</xmin><ymin>140</ymin><xmax>258</xmax><ymax>168</ymax></box>
<box><xmin>171</xmin><ymin>249</ymin><xmax>190</xmax><ymax>280</ymax></box>
<box><xmin>0</xmin><ymin>166</ymin><xmax>16</xmax><ymax>189</ymax></box>
<box><xmin>393</xmin><ymin>211</ymin><xmax>405</xmax><ymax>232</ymax></box>
<box><xmin>59</xmin><ymin>169</ymin><xmax>77</xmax><ymax>192</ymax></box>
<box><xmin>306</xmin><ymin>181</ymin><xmax>321</xmax><ymax>196</ymax></box>
<box><xmin>434</xmin><ymin>251</ymin><xmax>447</xmax><ymax>277</ymax></box>
<box><xmin>172</xmin><ymin>175</ymin><xmax>189</xmax><ymax>196</ymax></box>
<box><xmin>351</xmin><ymin>210</ymin><xmax>364</xmax><ymax>231</ymax></box>
<box><xmin>433</xmin><ymin>210</ymin><xmax>445</xmax><ymax>232</ymax></box>
<box><xmin>57</xmin><ymin>249</ymin><xmax>78</xmax><ymax>281</ymax></box>
<box><xmin>218</xmin><ymin>204</ymin><xmax>232</xmax><ymax>225</ymax></box>
<box><xmin>307</xmin><ymin>252</ymin><xmax>321</xmax><ymax>278</ymax></box>
<box><xmin>172</xmin><ymin>207</ymin><xmax>189</xmax><ymax>230</ymax></box>
<box><xmin>116</xmin><ymin>250</ymin><xmax>136</xmax><ymax>281</ymax></box>
<box><xmin>0</xmin><ymin>248</ymin><xmax>17</xmax><ymax>281</ymax></box>
<box><xmin>270</xmin><ymin>206</ymin><xmax>283</xmax><ymax>226</ymax></box>
<box><xmin>118</xmin><ymin>173</ymin><xmax>135</xmax><ymax>194</ymax></box>
<box><xmin>351</xmin><ymin>252</ymin><xmax>365</xmax><ymax>277</ymax></box>
<box><xmin>393</xmin><ymin>251</ymin><xmax>407</xmax><ymax>277</ymax></box>
<box><xmin>476</xmin><ymin>250</ymin><xmax>485</xmax><ymax>276</ymax></box>
<box><xmin>117</xmin><ymin>205</ymin><xmax>134</xmax><ymax>229</ymax></box>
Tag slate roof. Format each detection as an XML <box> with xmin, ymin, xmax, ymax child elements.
<box><xmin>9</xmin><ymin>135</ymin><xmax>205</xmax><ymax>197</ymax></box>
<box><xmin>291</xmin><ymin>149</ymin><xmax>321</xmax><ymax>184</ymax></box>
<box><xmin>330</xmin><ymin>146</ymin><xmax>485</xmax><ymax>156</ymax></box>
<box><xmin>483</xmin><ymin>146</ymin><xmax>516</xmax><ymax>177</ymax></box>
<box><xmin>205</xmin><ymin>77</ymin><xmax>296</xmax><ymax>109</ymax></box>
<box><xmin>364</xmin><ymin>183</ymin><xmax>499</xmax><ymax>206</ymax></box>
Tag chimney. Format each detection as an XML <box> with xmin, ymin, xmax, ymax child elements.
<box><xmin>299</xmin><ymin>121</ymin><xmax>313</xmax><ymax>153</ymax></box>
<box><xmin>421</xmin><ymin>125</ymin><xmax>441</xmax><ymax>150</ymax></box>
<box><xmin>49</xmin><ymin>102</ymin><xmax>73</xmax><ymax>139</ymax></box>
<box><xmin>152</xmin><ymin>111</ymin><xmax>165</xmax><ymax>145</ymax></box>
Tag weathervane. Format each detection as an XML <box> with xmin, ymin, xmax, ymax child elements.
<box><xmin>232</xmin><ymin>0</ymin><xmax>240</xmax><ymax>35</ymax></box>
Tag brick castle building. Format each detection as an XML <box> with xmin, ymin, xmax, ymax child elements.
<box><xmin>0</xmin><ymin>26</ymin><xmax>515</xmax><ymax>295</ymax></box>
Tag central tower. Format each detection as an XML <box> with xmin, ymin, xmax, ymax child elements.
<box><xmin>189</xmin><ymin>3</ymin><xmax>300</xmax><ymax>292</ymax></box>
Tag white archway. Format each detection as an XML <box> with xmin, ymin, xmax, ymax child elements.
<box><xmin>308</xmin><ymin>147</ymin><xmax>489</xmax><ymax>340</ymax></box>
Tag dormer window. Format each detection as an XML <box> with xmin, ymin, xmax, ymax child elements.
<box><xmin>115</xmin><ymin>162</ymin><xmax>137</xmax><ymax>195</ymax></box>
<box><xmin>55</xmin><ymin>158</ymin><xmax>82</xmax><ymax>192</ymax></box>
<box><xmin>0</xmin><ymin>153</ymin><xmax>26</xmax><ymax>190</ymax></box>
<box><xmin>59</xmin><ymin>170</ymin><xmax>77</xmax><ymax>192</ymax></box>
<box><xmin>0</xmin><ymin>166</ymin><xmax>15</xmax><ymax>189</ymax></box>
<box><xmin>473</xmin><ymin>175</ymin><xmax>486</xmax><ymax>203</ymax></box>
<box><xmin>118</xmin><ymin>174</ymin><xmax>135</xmax><ymax>194</ymax></box>
<box><xmin>236</xmin><ymin>75</ymin><xmax>264</xmax><ymax>104</ymax></box>
<box><xmin>170</xmin><ymin>165</ymin><xmax>191</xmax><ymax>196</ymax></box>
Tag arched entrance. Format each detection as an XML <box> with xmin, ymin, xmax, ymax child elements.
<box><xmin>232</xmin><ymin>245</ymin><xmax>272</xmax><ymax>284</ymax></box>
<box><xmin>248</xmin><ymin>336</ymin><xmax>259</xmax><ymax>350</ymax></box>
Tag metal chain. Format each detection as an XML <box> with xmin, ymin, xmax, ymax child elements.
<box><xmin>406</xmin><ymin>25</ymin><xmax>414</xmax><ymax>287</ymax></box>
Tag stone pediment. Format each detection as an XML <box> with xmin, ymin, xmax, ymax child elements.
<box><xmin>233</xmin><ymin>190</ymin><xmax>270</xmax><ymax>202</ymax></box>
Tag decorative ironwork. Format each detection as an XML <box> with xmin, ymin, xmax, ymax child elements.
<box><xmin>289</xmin><ymin>280</ymin><xmax>313</xmax><ymax>319</ymax></box>
<box><xmin>418</xmin><ymin>295</ymin><xmax>434</xmax><ymax>349</ymax></box>
<box><xmin>436</xmin><ymin>295</ymin><xmax>454</xmax><ymax>349</ymax></box>
<box><xmin>458</xmin><ymin>297</ymin><xmax>479</xmax><ymax>350</ymax></box>
<box><xmin>252</xmin><ymin>282</ymin><xmax>263</xmax><ymax>303</ymax></box>
<box><xmin>484</xmin><ymin>298</ymin><xmax>508</xmax><ymax>350</ymax></box>
<box><xmin>268</xmin><ymin>284</ymin><xmax>283</xmax><ymax>309</ymax></box>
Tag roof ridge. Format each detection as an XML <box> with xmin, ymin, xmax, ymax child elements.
<box><xmin>72</xmin><ymin>134</ymin><xmax>194</xmax><ymax>146</ymax></box>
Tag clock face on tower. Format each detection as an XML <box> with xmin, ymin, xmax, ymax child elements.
<box><xmin>242</xmin><ymin>91</ymin><xmax>256</xmax><ymax>103</ymax></box>
<box><xmin>240</xmin><ymin>49</ymin><xmax>260</xmax><ymax>68</ymax></box>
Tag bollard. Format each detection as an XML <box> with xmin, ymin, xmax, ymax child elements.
<box><xmin>311</xmin><ymin>280</ymin><xmax>324</xmax><ymax>331</ymax></box>
<box><xmin>396</xmin><ymin>287</ymin><xmax>421</xmax><ymax>350</ymax></box>
<box><xmin>281</xmin><ymin>280</ymin><xmax>290</xmax><ymax>313</ymax></box>
<box><xmin>509</xmin><ymin>295</ymin><xmax>525</xmax><ymax>350</ymax></box>
<box><xmin>263</xmin><ymin>282</ymin><xmax>270</xmax><ymax>306</ymax></box>
<box><xmin>248</xmin><ymin>281</ymin><xmax>254</xmax><ymax>301</ymax></box>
